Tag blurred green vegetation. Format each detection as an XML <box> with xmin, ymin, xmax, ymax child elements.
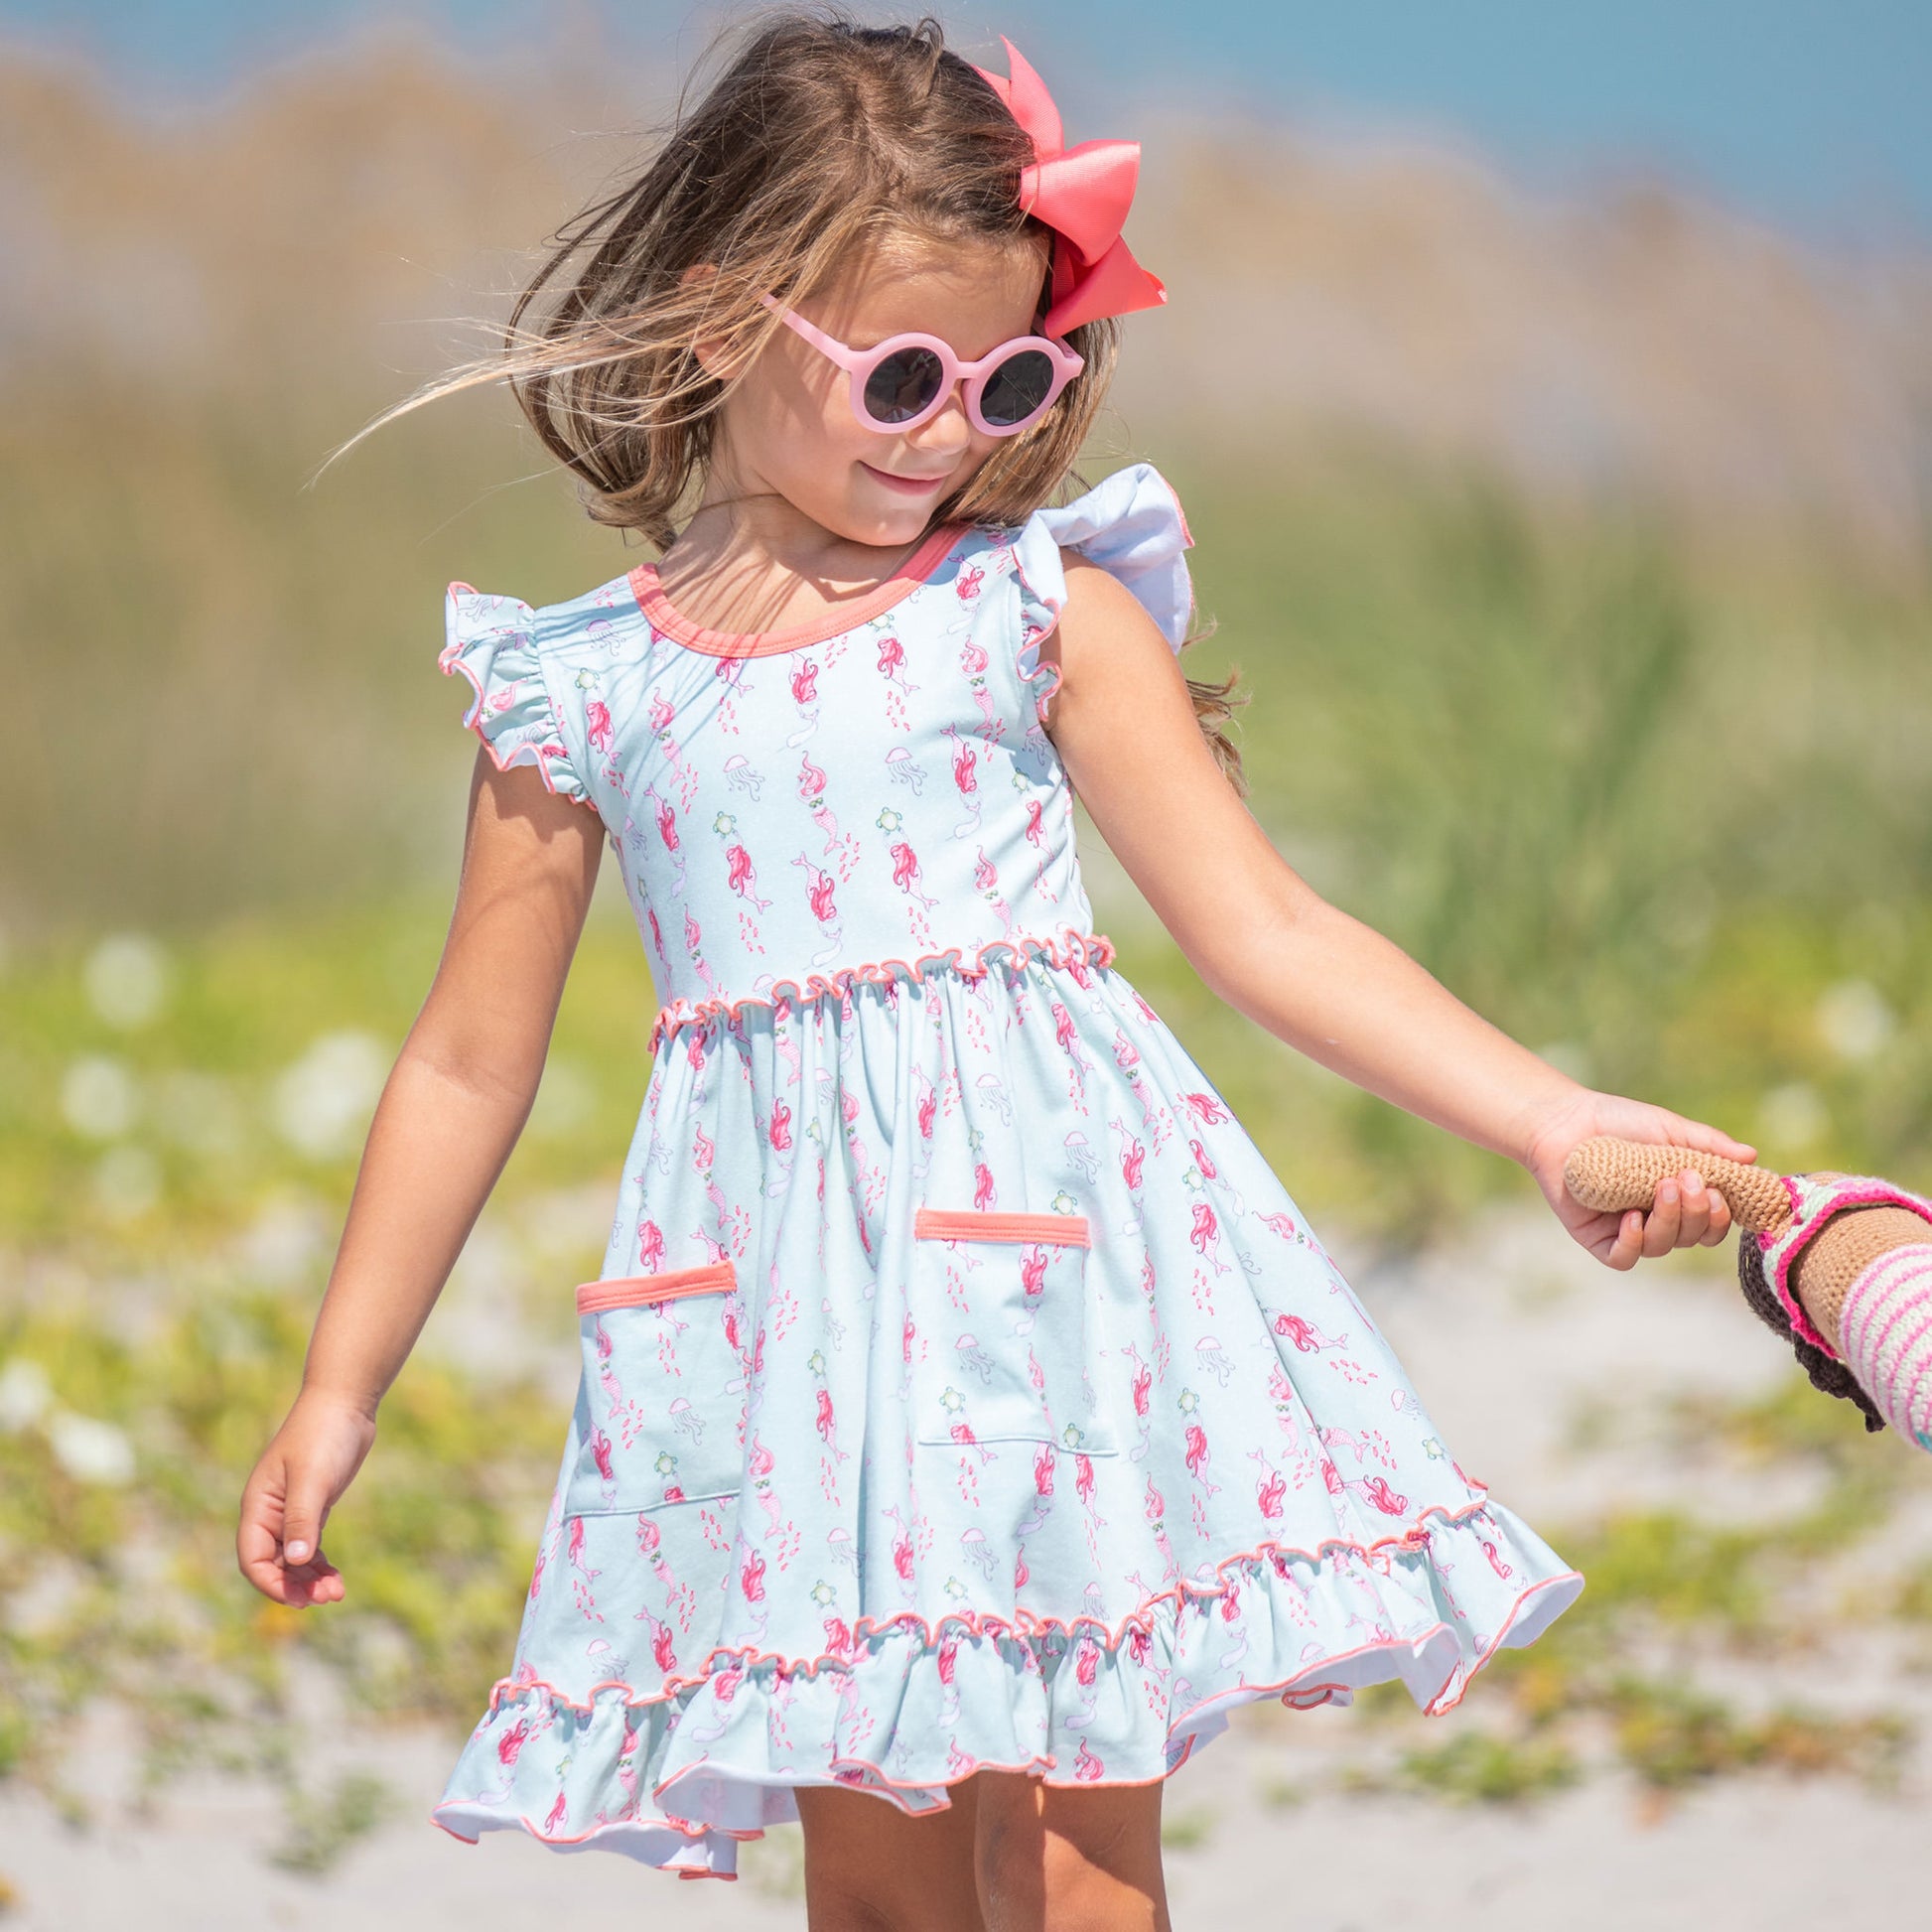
<box><xmin>5</xmin><ymin>358</ymin><xmax>1931</xmax><ymax>1851</ymax></box>
<box><xmin>1338</xmin><ymin>1371</ymin><xmax>1923</xmax><ymax>1807</ymax></box>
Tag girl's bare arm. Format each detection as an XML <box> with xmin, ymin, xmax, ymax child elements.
<box><xmin>1042</xmin><ymin>554</ymin><xmax>1756</xmax><ymax>1266</ymax></box>
<box><xmin>237</xmin><ymin>754</ymin><xmax>603</xmax><ymax>1605</ymax></box>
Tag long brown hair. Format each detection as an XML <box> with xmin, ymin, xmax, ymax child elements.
<box><xmin>330</xmin><ymin>8</ymin><xmax>1246</xmax><ymax>786</ymax></box>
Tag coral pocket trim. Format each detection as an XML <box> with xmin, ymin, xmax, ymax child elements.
<box><xmin>913</xmin><ymin>1208</ymin><xmax>1091</xmax><ymax>1248</ymax></box>
<box><xmin>575</xmin><ymin>1262</ymin><xmax>738</xmax><ymax>1315</ymax></box>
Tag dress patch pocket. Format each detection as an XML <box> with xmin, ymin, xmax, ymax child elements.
<box><xmin>910</xmin><ymin>1208</ymin><xmax>1117</xmax><ymax>1456</ymax></box>
<box><xmin>563</xmin><ymin>1261</ymin><xmax>747</xmax><ymax>1516</ymax></box>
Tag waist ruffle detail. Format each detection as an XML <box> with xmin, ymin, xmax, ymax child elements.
<box><xmin>646</xmin><ymin>927</ymin><xmax>1117</xmax><ymax>1055</ymax></box>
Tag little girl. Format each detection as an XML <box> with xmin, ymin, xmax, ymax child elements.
<box><xmin>239</xmin><ymin>16</ymin><xmax>1755</xmax><ymax>1922</ymax></box>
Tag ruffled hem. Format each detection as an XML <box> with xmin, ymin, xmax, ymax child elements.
<box><xmin>645</xmin><ymin>927</ymin><xmax>1118</xmax><ymax>1055</ymax></box>
<box><xmin>441</xmin><ymin>582</ymin><xmax>596</xmax><ymax>809</ymax></box>
<box><xmin>433</xmin><ymin>1499</ymin><xmax>1584</xmax><ymax>1876</ymax></box>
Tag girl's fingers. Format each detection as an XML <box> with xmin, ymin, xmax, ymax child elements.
<box><xmin>1641</xmin><ymin>1178</ymin><xmax>1683</xmax><ymax>1257</ymax></box>
<box><xmin>1702</xmin><ymin>1187</ymin><xmax>1733</xmax><ymax>1245</ymax></box>
<box><xmin>281</xmin><ymin>1479</ymin><xmax>332</xmax><ymax>1570</ymax></box>
<box><xmin>1585</xmin><ymin>1207</ymin><xmax>1645</xmax><ymax>1271</ymax></box>
<box><xmin>1671</xmin><ymin>1170</ymin><xmax>1712</xmax><ymax>1247</ymax></box>
<box><xmin>1670</xmin><ymin>1115</ymin><xmax>1758</xmax><ymax>1164</ymax></box>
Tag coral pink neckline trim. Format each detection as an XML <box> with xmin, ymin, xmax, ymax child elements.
<box><xmin>629</xmin><ymin>524</ymin><xmax>965</xmax><ymax>657</ymax></box>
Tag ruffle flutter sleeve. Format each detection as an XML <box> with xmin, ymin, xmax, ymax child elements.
<box><xmin>1008</xmin><ymin>461</ymin><xmax>1195</xmax><ymax>723</ymax></box>
<box><xmin>440</xmin><ymin>583</ymin><xmax>593</xmax><ymax>806</ymax></box>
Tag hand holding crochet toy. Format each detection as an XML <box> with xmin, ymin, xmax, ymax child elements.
<box><xmin>1565</xmin><ymin>1137</ymin><xmax>1932</xmax><ymax>1447</ymax></box>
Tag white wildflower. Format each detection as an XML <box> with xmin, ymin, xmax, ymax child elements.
<box><xmin>1759</xmin><ymin>1081</ymin><xmax>1828</xmax><ymax>1153</ymax></box>
<box><xmin>94</xmin><ymin>1145</ymin><xmax>163</xmax><ymax>1219</ymax></box>
<box><xmin>273</xmin><ymin>1031</ymin><xmax>388</xmax><ymax>1161</ymax></box>
<box><xmin>1815</xmin><ymin>979</ymin><xmax>1893</xmax><ymax>1064</ymax></box>
<box><xmin>0</xmin><ymin>1360</ymin><xmax>52</xmax><ymax>1432</ymax></box>
<box><xmin>84</xmin><ymin>933</ymin><xmax>171</xmax><ymax>1030</ymax></box>
<box><xmin>62</xmin><ymin>1056</ymin><xmax>137</xmax><ymax>1140</ymax></box>
<box><xmin>49</xmin><ymin>1412</ymin><xmax>136</xmax><ymax>1486</ymax></box>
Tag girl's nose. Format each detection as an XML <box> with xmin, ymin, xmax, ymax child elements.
<box><xmin>905</xmin><ymin>391</ymin><xmax>973</xmax><ymax>458</ymax></box>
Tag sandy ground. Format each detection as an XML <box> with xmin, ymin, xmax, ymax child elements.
<box><xmin>7</xmin><ymin>1201</ymin><xmax>1928</xmax><ymax>1928</ymax></box>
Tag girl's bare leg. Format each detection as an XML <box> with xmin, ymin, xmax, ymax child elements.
<box><xmin>796</xmin><ymin>1776</ymin><xmax>985</xmax><ymax>1930</ymax></box>
<box><xmin>973</xmin><ymin>1770</ymin><xmax>1172</xmax><ymax>1932</ymax></box>
<box><xmin>795</xmin><ymin>1767</ymin><xmax>1170</xmax><ymax>1931</ymax></box>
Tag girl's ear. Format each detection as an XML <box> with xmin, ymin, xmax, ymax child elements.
<box><xmin>680</xmin><ymin>262</ymin><xmax>735</xmax><ymax>382</ymax></box>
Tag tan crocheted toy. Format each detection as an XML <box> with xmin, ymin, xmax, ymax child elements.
<box><xmin>1564</xmin><ymin>1138</ymin><xmax>1932</xmax><ymax>1447</ymax></box>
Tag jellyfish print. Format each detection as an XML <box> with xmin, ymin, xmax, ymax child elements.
<box><xmin>1062</xmin><ymin>1129</ymin><xmax>1099</xmax><ymax>1183</ymax></box>
<box><xmin>953</xmin><ymin>1331</ymin><xmax>997</xmax><ymax>1385</ymax></box>
<box><xmin>972</xmin><ymin>1069</ymin><xmax>1015</xmax><ymax>1129</ymax></box>
<box><xmin>722</xmin><ymin>752</ymin><xmax>765</xmax><ymax>803</ymax></box>
<box><xmin>884</xmin><ymin>744</ymin><xmax>927</xmax><ymax>795</ymax></box>
<box><xmin>1193</xmin><ymin>1333</ymin><xmax>1236</xmax><ymax>1388</ymax></box>
<box><xmin>959</xmin><ymin>1525</ymin><xmax>998</xmax><ymax>1581</ymax></box>
<box><xmin>667</xmin><ymin>1394</ymin><xmax>705</xmax><ymax>1450</ymax></box>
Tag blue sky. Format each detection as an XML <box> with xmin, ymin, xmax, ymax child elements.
<box><xmin>6</xmin><ymin>1</ymin><xmax>1928</xmax><ymax>238</ymax></box>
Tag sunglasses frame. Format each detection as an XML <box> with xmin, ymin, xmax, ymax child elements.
<box><xmin>759</xmin><ymin>293</ymin><xmax>1085</xmax><ymax>438</ymax></box>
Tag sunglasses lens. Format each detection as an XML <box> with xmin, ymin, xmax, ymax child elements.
<box><xmin>863</xmin><ymin>346</ymin><xmax>947</xmax><ymax>425</ymax></box>
<box><xmin>979</xmin><ymin>349</ymin><xmax>1057</xmax><ymax>428</ymax></box>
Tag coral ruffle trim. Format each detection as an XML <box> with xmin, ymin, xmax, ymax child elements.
<box><xmin>646</xmin><ymin>928</ymin><xmax>1118</xmax><ymax>1053</ymax></box>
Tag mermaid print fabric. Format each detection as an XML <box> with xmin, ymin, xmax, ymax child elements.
<box><xmin>430</xmin><ymin>461</ymin><xmax>1585</xmax><ymax>1877</ymax></box>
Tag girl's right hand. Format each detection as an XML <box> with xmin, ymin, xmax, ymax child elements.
<box><xmin>236</xmin><ymin>1392</ymin><xmax>378</xmax><ymax>1607</ymax></box>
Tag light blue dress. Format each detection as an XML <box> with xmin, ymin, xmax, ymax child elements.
<box><xmin>431</xmin><ymin>463</ymin><xmax>1583</xmax><ymax>1877</ymax></box>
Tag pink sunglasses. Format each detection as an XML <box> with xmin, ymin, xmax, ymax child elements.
<box><xmin>759</xmin><ymin>293</ymin><xmax>1084</xmax><ymax>438</ymax></box>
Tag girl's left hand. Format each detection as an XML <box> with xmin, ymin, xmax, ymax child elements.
<box><xmin>1521</xmin><ymin>1089</ymin><xmax>1759</xmax><ymax>1270</ymax></box>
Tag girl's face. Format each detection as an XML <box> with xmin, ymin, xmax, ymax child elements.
<box><xmin>702</xmin><ymin>233</ymin><xmax>1050</xmax><ymax>552</ymax></box>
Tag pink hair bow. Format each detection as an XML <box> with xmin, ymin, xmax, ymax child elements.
<box><xmin>974</xmin><ymin>36</ymin><xmax>1168</xmax><ymax>339</ymax></box>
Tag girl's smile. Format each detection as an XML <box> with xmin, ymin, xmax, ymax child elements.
<box><xmin>858</xmin><ymin>460</ymin><xmax>956</xmax><ymax>495</ymax></box>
